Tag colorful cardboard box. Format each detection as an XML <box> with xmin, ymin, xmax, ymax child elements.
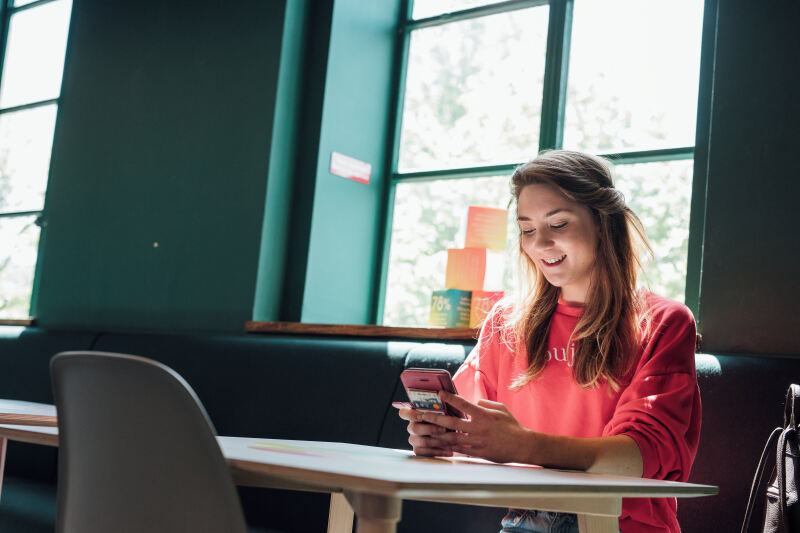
<box><xmin>429</xmin><ymin>289</ymin><xmax>471</xmax><ymax>328</ymax></box>
<box><xmin>430</xmin><ymin>205</ymin><xmax>509</xmax><ymax>328</ymax></box>
<box><xmin>445</xmin><ymin>248</ymin><xmax>505</xmax><ymax>291</ymax></box>
<box><xmin>465</xmin><ymin>205</ymin><xmax>508</xmax><ymax>251</ymax></box>
<box><xmin>445</xmin><ymin>248</ymin><xmax>485</xmax><ymax>291</ymax></box>
<box><xmin>469</xmin><ymin>290</ymin><xmax>504</xmax><ymax>328</ymax></box>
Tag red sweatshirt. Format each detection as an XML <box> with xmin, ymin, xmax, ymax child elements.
<box><xmin>453</xmin><ymin>292</ymin><xmax>701</xmax><ymax>533</ymax></box>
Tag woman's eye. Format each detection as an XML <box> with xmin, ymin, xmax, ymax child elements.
<box><xmin>551</xmin><ymin>222</ymin><xmax>567</xmax><ymax>229</ymax></box>
<box><xmin>520</xmin><ymin>228</ymin><xmax>534</xmax><ymax>235</ymax></box>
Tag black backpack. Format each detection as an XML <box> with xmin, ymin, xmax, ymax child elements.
<box><xmin>742</xmin><ymin>384</ymin><xmax>800</xmax><ymax>533</ymax></box>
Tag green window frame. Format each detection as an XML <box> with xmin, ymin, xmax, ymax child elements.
<box><xmin>374</xmin><ymin>0</ymin><xmax>712</xmax><ymax>325</ymax></box>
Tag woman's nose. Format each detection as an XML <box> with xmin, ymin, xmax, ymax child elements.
<box><xmin>533</xmin><ymin>228</ymin><xmax>554</xmax><ymax>250</ymax></box>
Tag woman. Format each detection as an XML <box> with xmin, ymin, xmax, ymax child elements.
<box><xmin>398</xmin><ymin>150</ymin><xmax>701</xmax><ymax>533</ymax></box>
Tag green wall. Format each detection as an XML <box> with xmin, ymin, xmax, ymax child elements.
<box><xmin>696</xmin><ymin>0</ymin><xmax>800</xmax><ymax>354</ymax></box>
<box><xmin>252</xmin><ymin>0</ymin><xmax>313</xmax><ymax>323</ymax></box>
<box><xmin>36</xmin><ymin>0</ymin><xmax>288</xmax><ymax>332</ymax></box>
<box><xmin>298</xmin><ymin>0</ymin><xmax>401</xmax><ymax>324</ymax></box>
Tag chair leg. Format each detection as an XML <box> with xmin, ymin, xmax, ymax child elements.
<box><xmin>0</xmin><ymin>437</ymin><xmax>7</xmax><ymax>503</ymax></box>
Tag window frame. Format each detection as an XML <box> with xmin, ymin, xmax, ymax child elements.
<box><xmin>373</xmin><ymin>0</ymin><xmax>704</xmax><ymax>325</ymax></box>
<box><xmin>0</xmin><ymin>0</ymin><xmax>70</xmax><ymax>321</ymax></box>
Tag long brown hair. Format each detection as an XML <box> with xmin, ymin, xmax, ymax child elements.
<box><xmin>505</xmin><ymin>150</ymin><xmax>652</xmax><ymax>392</ymax></box>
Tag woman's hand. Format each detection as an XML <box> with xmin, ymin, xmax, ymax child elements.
<box><xmin>400</xmin><ymin>393</ymin><xmax>643</xmax><ymax>474</ymax></box>
<box><xmin>417</xmin><ymin>391</ymin><xmax>534</xmax><ymax>464</ymax></box>
<box><xmin>396</xmin><ymin>406</ymin><xmax>454</xmax><ymax>457</ymax></box>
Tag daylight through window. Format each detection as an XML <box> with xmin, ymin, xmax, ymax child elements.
<box><xmin>0</xmin><ymin>0</ymin><xmax>72</xmax><ymax>319</ymax></box>
<box><xmin>381</xmin><ymin>0</ymin><xmax>704</xmax><ymax>327</ymax></box>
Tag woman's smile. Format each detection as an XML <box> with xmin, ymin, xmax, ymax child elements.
<box><xmin>542</xmin><ymin>254</ymin><xmax>566</xmax><ymax>266</ymax></box>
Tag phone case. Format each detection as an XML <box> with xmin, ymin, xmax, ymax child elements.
<box><xmin>399</xmin><ymin>368</ymin><xmax>464</xmax><ymax>418</ymax></box>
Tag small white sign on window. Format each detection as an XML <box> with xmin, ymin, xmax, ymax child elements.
<box><xmin>330</xmin><ymin>151</ymin><xmax>371</xmax><ymax>185</ymax></box>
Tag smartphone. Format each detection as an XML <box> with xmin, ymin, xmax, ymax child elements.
<box><xmin>395</xmin><ymin>368</ymin><xmax>465</xmax><ymax>419</ymax></box>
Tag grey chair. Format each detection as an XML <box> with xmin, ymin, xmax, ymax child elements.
<box><xmin>50</xmin><ymin>351</ymin><xmax>247</xmax><ymax>533</ymax></box>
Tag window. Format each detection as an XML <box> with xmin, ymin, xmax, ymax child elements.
<box><xmin>380</xmin><ymin>0</ymin><xmax>704</xmax><ymax>326</ymax></box>
<box><xmin>0</xmin><ymin>0</ymin><xmax>72</xmax><ymax>319</ymax></box>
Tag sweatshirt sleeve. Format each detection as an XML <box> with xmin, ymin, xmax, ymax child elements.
<box><xmin>603</xmin><ymin>301</ymin><xmax>702</xmax><ymax>482</ymax></box>
<box><xmin>452</xmin><ymin>304</ymin><xmax>506</xmax><ymax>403</ymax></box>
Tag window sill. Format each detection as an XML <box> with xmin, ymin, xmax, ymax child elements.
<box><xmin>0</xmin><ymin>318</ymin><xmax>34</xmax><ymax>326</ymax></box>
<box><xmin>245</xmin><ymin>321</ymin><xmax>478</xmax><ymax>341</ymax></box>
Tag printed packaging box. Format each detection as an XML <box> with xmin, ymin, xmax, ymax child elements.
<box><xmin>445</xmin><ymin>248</ymin><xmax>504</xmax><ymax>291</ymax></box>
<box><xmin>429</xmin><ymin>289</ymin><xmax>471</xmax><ymax>328</ymax></box>
<box><xmin>469</xmin><ymin>290</ymin><xmax>504</xmax><ymax>328</ymax></box>
<box><xmin>465</xmin><ymin>205</ymin><xmax>508</xmax><ymax>251</ymax></box>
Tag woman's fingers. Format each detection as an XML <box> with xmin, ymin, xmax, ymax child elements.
<box><xmin>412</xmin><ymin>446</ymin><xmax>454</xmax><ymax>457</ymax></box>
<box><xmin>418</xmin><ymin>412</ymin><xmax>470</xmax><ymax>432</ymax></box>
<box><xmin>407</xmin><ymin>421</ymin><xmax>446</xmax><ymax>436</ymax></box>
<box><xmin>409</xmin><ymin>434</ymin><xmax>453</xmax><ymax>456</ymax></box>
<box><xmin>407</xmin><ymin>420</ymin><xmax>451</xmax><ymax>456</ymax></box>
<box><xmin>440</xmin><ymin>391</ymin><xmax>482</xmax><ymax>417</ymax></box>
<box><xmin>396</xmin><ymin>407</ymin><xmax>418</xmax><ymax>421</ymax></box>
<box><xmin>409</xmin><ymin>434</ymin><xmax>449</xmax><ymax>448</ymax></box>
<box><xmin>477</xmin><ymin>398</ymin><xmax>510</xmax><ymax>413</ymax></box>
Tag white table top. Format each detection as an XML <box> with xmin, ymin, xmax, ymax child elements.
<box><xmin>0</xmin><ymin>428</ymin><xmax>716</xmax><ymax>499</ymax></box>
<box><xmin>218</xmin><ymin>437</ymin><xmax>717</xmax><ymax>500</ymax></box>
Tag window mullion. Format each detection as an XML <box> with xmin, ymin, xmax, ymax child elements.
<box><xmin>0</xmin><ymin>98</ymin><xmax>59</xmax><ymax>115</ymax></box>
<box><xmin>406</xmin><ymin>0</ymin><xmax>548</xmax><ymax>31</ymax></box>
<box><xmin>538</xmin><ymin>0</ymin><xmax>573</xmax><ymax>151</ymax></box>
<box><xmin>0</xmin><ymin>209</ymin><xmax>43</xmax><ymax>218</ymax></box>
<box><xmin>394</xmin><ymin>163</ymin><xmax>520</xmax><ymax>183</ymax></box>
<box><xmin>600</xmin><ymin>147</ymin><xmax>695</xmax><ymax>166</ymax></box>
<box><xmin>372</xmin><ymin>0</ymin><xmax>413</xmax><ymax>325</ymax></box>
<box><xmin>9</xmin><ymin>0</ymin><xmax>60</xmax><ymax>15</ymax></box>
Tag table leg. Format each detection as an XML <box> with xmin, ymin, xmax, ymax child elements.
<box><xmin>577</xmin><ymin>504</ymin><xmax>620</xmax><ymax>533</ymax></box>
<box><xmin>345</xmin><ymin>491</ymin><xmax>402</xmax><ymax>533</ymax></box>
<box><xmin>0</xmin><ymin>437</ymin><xmax>6</xmax><ymax>502</ymax></box>
<box><xmin>327</xmin><ymin>492</ymin><xmax>355</xmax><ymax>533</ymax></box>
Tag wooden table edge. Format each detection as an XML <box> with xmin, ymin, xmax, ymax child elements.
<box><xmin>0</xmin><ymin>414</ymin><xmax>57</xmax><ymax>427</ymax></box>
<box><xmin>223</xmin><ymin>457</ymin><xmax>717</xmax><ymax>499</ymax></box>
<box><xmin>0</xmin><ymin>426</ymin><xmax>59</xmax><ymax>446</ymax></box>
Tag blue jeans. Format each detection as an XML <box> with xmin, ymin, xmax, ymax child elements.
<box><xmin>500</xmin><ymin>509</ymin><xmax>579</xmax><ymax>533</ymax></box>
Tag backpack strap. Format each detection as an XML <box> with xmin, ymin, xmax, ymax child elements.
<box><xmin>777</xmin><ymin>427</ymin><xmax>796</xmax><ymax>532</ymax></box>
<box><xmin>784</xmin><ymin>384</ymin><xmax>800</xmax><ymax>429</ymax></box>
<box><xmin>742</xmin><ymin>427</ymin><xmax>783</xmax><ymax>533</ymax></box>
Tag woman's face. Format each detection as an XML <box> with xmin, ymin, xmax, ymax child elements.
<box><xmin>517</xmin><ymin>183</ymin><xmax>599</xmax><ymax>304</ymax></box>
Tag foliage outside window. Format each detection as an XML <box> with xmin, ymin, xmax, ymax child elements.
<box><xmin>0</xmin><ymin>0</ymin><xmax>72</xmax><ymax>319</ymax></box>
<box><xmin>381</xmin><ymin>0</ymin><xmax>704</xmax><ymax>327</ymax></box>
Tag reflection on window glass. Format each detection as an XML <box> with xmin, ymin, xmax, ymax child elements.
<box><xmin>412</xmin><ymin>1</ymin><xmax>509</xmax><ymax>19</ymax></box>
<box><xmin>0</xmin><ymin>215</ymin><xmax>39</xmax><ymax>319</ymax></box>
<box><xmin>398</xmin><ymin>6</ymin><xmax>548</xmax><ymax>172</ymax></box>
<box><xmin>613</xmin><ymin>159</ymin><xmax>693</xmax><ymax>302</ymax></box>
<box><xmin>0</xmin><ymin>0</ymin><xmax>73</xmax><ymax>109</ymax></box>
<box><xmin>563</xmin><ymin>0</ymin><xmax>703</xmax><ymax>153</ymax></box>
<box><xmin>383</xmin><ymin>176</ymin><xmax>517</xmax><ymax>326</ymax></box>
<box><xmin>0</xmin><ymin>105</ymin><xmax>58</xmax><ymax>213</ymax></box>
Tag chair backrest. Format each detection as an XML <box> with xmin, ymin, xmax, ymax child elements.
<box><xmin>51</xmin><ymin>351</ymin><xmax>247</xmax><ymax>533</ymax></box>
